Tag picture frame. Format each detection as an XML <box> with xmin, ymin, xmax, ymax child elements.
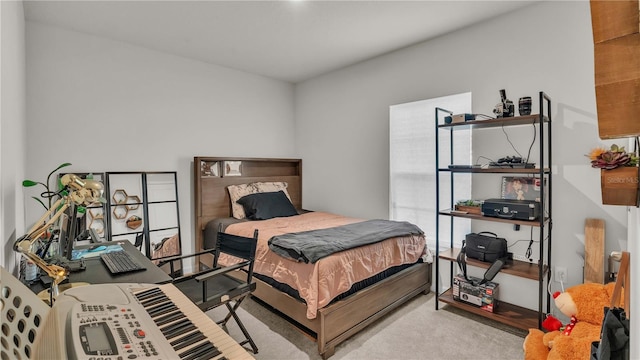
<box><xmin>224</xmin><ymin>161</ymin><xmax>242</xmax><ymax>176</ymax></box>
<box><xmin>501</xmin><ymin>176</ymin><xmax>542</xmax><ymax>202</ymax></box>
<box><xmin>200</xmin><ymin>160</ymin><xmax>220</xmax><ymax>177</ymax></box>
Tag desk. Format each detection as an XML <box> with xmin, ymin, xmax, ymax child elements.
<box><xmin>31</xmin><ymin>241</ymin><xmax>172</xmax><ymax>296</ymax></box>
<box><xmin>71</xmin><ymin>241</ymin><xmax>172</xmax><ymax>284</ymax></box>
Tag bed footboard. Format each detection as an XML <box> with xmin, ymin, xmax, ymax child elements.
<box><xmin>245</xmin><ymin>261</ymin><xmax>432</xmax><ymax>359</ymax></box>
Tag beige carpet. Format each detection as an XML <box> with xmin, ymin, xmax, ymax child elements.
<box><xmin>206</xmin><ymin>293</ymin><xmax>528</xmax><ymax>360</ymax></box>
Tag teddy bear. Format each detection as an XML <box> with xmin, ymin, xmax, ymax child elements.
<box><xmin>523</xmin><ymin>282</ymin><xmax>617</xmax><ymax>360</ymax></box>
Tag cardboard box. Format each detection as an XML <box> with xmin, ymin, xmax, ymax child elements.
<box><xmin>590</xmin><ymin>0</ymin><xmax>639</xmax><ymax>44</ymax></box>
<box><xmin>594</xmin><ymin>34</ymin><xmax>640</xmax><ymax>86</ymax></box>
<box><xmin>453</xmin><ymin>274</ymin><xmax>499</xmax><ymax>313</ymax></box>
<box><xmin>594</xmin><ymin>33</ymin><xmax>640</xmax><ymax>139</ymax></box>
<box><xmin>590</xmin><ymin>1</ymin><xmax>640</xmax><ymax>138</ymax></box>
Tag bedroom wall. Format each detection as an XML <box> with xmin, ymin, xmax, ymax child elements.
<box><xmin>1</xmin><ymin>0</ymin><xmax>27</xmax><ymax>273</ymax></box>
<box><xmin>25</xmin><ymin>22</ymin><xmax>296</xmax><ymax>266</ymax></box>
<box><xmin>295</xmin><ymin>1</ymin><xmax>630</xmax><ymax>305</ymax></box>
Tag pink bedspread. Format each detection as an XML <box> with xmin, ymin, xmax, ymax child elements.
<box><xmin>223</xmin><ymin>211</ymin><xmax>427</xmax><ymax>319</ymax></box>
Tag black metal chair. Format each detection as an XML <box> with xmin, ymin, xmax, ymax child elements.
<box><xmin>157</xmin><ymin>227</ymin><xmax>259</xmax><ymax>354</ymax></box>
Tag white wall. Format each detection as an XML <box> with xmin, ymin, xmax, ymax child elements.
<box><xmin>296</xmin><ymin>1</ymin><xmax>630</xmax><ymax>309</ymax></box>
<box><xmin>25</xmin><ymin>22</ymin><xmax>296</xmax><ymax>268</ymax></box>
<box><xmin>1</xmin><ymin>0</ymin><xmax>27</xmax><ymax>274</ymax></box>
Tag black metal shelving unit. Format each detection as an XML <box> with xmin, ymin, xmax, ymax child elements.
<box><xmin>434</xmin><ymin>92</ymin><xmax>553</xmax><ymax>330</ymax></box>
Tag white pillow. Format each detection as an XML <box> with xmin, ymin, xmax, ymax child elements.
<box><xmin>227</xmin><ymin>182</ymin><xmax>291</xmax><ymax>219</ymax></box>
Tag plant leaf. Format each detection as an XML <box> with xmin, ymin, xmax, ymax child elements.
<box><xmin>49</xmin><ymin>162</ymin><xmax>72</xmax><ymax>177</ymax></box>
<box><xmin>47</xmin><ymin>162</ymin><xmax>72</xmax><ymax>190</ymax></box>
<box><xmin>22</xmin><ymin>180</ymin><xmax>39</xmax><ymax>187</ymax></box>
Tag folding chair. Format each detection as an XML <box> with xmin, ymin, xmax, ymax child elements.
<box><xmin>134</xmin><ymin>230</ymin><xmax>144</xmax><ymax>251</ymax></box>
<box><xmin>157</xmin><ymin>226</ymin><xmax>259</xmax><ymax>354</ymax></box>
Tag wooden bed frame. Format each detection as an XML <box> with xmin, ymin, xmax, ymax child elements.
<box><xmin>193</xmin><ymin>156</ymin><xmax>432</xmax><ymax>359</ymax></box>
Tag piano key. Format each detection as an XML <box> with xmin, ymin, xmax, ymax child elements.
<box><xmin>155</xmin><ymin>310</ymin><xmax>184</xmax><ymax>326</ymax></box>
<box><xmin>161</xmin><ymin>319</ymin><xmax>196</xmax><ymax>339</ymax></box>
<box><xmin>146</xmin><ymin>301</ymin><xmax>177</xmax><ymax>317</ymax></box>
<box><xmin>179</xmin><ymin>340</ymin><xmax>217</xmax><ymax>360</ymax></box>
<box><xmin>132</xmin><ymin>284</ymin><xmax>254</xmax><ymax>360</ymax></box>
<box><xmin>171</xmin><ymin>331</ymin><xmax>206</xmax><ymax>351</ymax></box>
<box><xmin>139</xmin><ymin>294</ymin><xmax>170</xmax><ymax>307</ymax></box>
<box><xmin>135</xmin><ymin>286</ymin><xmax>163</xmax><ymax>300</ymax></box>
<box><xmin>190</xmin><ymin>347</ymin><xmax>223</xmax><ymax>360</ymax></box>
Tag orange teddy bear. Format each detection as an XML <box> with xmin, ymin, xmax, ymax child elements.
<box><xmin>523</xmin><ymin>282</ymin><xmax>617</xmax><ymax>360</ymax></box>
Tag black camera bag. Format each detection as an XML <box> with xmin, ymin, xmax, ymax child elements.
<box><xmin>464</xmin><ymin>231</ymin><xmax>507</xmax><ymax>262</ymax></box>
<box><xmin>456</xmin><ymin>232</ymin><xmax>509</xmax><ymax>286</ymax></box>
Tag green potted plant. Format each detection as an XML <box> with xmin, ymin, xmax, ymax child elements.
<box><xmin>22</xmin><ymin>162</ymin><xmax>72</xmax><ymax>211</ymax></box>
<box><xmin>21</xmin><ymin>162</ymin><xmax>73</xmax><ymax>245</ymax></box>
<box><xmin>454</xmin><ymin>199</ymin><xmax>482</xmax><ymax>214</ymax></box>
<box><xmin>19</xmin><ymin>162</ymin><xmax>72</xmax><ymax>279</ymax></box>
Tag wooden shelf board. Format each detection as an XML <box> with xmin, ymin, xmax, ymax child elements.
<box><xmin>439</xmin><ymin>248</ymin><xmax>548</xmax><ymax>281</ymax></box>
<box><xmin>440</xmin><ymin>167</ymin><xmax>551</xmax><ymax>174</ymax></box>
<box><xmin>438</xmin><ymin>288</ymin><xmax>539</xmax><ymax>330</ymax></box>
<box><xmin>438</xmin><ymin>114</ymin><xmax>549</xmax><ymax>129</ymax></box>
<box><xmin>438</xmin><ymin>209</ymin><xmax>549</xmax><ymax>227</ymax></box>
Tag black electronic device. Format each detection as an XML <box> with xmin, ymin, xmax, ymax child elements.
<box><xmin>485</xmin><ymin>258</ymin><xmax>506</xmax><ymax>280</ymax></box>
<box><xmin>448</xmin><ymin>164</ymin><xmax>483</xmax><ymax>169</ymax></box>
<box><xmin>66</xmin><ymin>259</ymin><xmax>86</xmax><ymax>272</ymax></box>
<box><xmin>519</xmin><ymin>96</ymin><xmax>532</xmax><ymax>116</ymax></box>
<box><xmin>489</xmin><ymin>156</ymin><xmax>535</xmax><ymax>168</ymax></box>
<box><xmin>481</xmin><ymin>198</ymin><xmax>541</xmax><ymax>221</ymax></box>
<box><xmin>100</xmin><ymin>250</ymin><xmax>145</xmax><ymax>274</ymax></box>
<box><xmin>493</xmin><ymin>89</ymin><xmax>515</xmax><ymax>118</ymax></box>
<box><xmin>498</xmin><ymin>156</ymin><xmax>522</xmax><ymax>163</ymax></box>
<box><xmin>58</xmin><ymin>212</ymin><xmax>71</xmax><ymax>259</ymax></box>
<box><xmin>444</xmin><ymin>113</ymin><xmax>476</xmax><ymax>124</ymax></box>
<box><xmin>40</xmin><ymin>275</ymin><xmax>53</xmax><ymax>285</ymax></box>
<box><xmin>489</xmin><ymin>162</ymin><xmax>536</xmax><ymax>169</ymax></box>
<box><xmin>77</xmin><ymin>321</ymin><xmax>118</xmax><ymax>357</ymax></box>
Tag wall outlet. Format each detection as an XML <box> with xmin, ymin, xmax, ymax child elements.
<box><xmin>554</xmin><ymin>266</ymin><xmax>567</xmax><ymax>282</ymax></box>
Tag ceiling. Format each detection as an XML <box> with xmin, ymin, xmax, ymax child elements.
<box><xmin>23</xmin><ymin>1</ymin><xmax>537</xmax><ymax>83</ymax></box>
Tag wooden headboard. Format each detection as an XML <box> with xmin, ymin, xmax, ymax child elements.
<box><xmin>193</xmin><ymin>156</ymin><xmax>302</xmax><ymax>257</ymax></box>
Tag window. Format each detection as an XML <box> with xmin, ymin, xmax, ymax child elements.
<box><xmin>390</xmin><ymin>93</ymin><xmax>472</xmax><ymax>250</ymax></box>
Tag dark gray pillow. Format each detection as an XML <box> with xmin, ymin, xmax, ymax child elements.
<box><xmin>236</xmin><ymin>190</ymin><xmax>298</xmax><ymax>220</ymax></box>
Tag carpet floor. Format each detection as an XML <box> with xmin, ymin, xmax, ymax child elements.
<box><xmin>206</xmin><ymin>292</ymin><xmax>528</xmax><ymax>360</ymax></box>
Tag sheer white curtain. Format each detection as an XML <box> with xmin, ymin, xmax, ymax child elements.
<box><xmin>390</xmin><ymin>93</ymin><xmax>472</xmax><ymax>250</ymax></box>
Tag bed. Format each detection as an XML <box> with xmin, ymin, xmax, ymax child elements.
<box><xmin>193</xmin><ymin>156</ymin><xmax>432</xmax><ymax>359</ymax></box>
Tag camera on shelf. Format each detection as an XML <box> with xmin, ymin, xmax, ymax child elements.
<box><xmin>493</xmin><ymin>89</ymin><xmax>514</xmax><ymax>118</ymax></box>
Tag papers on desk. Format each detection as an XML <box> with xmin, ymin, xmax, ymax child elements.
<box><xmin>71</xmin><ymin>244</ymin><xmax>123</xmax><ymax>260</ymax></box>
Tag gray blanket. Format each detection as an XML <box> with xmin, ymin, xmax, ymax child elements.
<box><xmin>268</xmin><ymin>219</ymin><xmax>424</xmax><ymax>263</ymax></box>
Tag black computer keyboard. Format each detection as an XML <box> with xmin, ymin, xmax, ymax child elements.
<box><xmin>100</xmin><ymin>250</ymin><xmax>146</xmax><ymax>274</ymax></box>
